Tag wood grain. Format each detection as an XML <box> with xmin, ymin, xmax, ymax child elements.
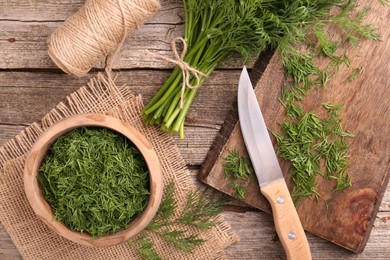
<box><xmin>0</xmin><ymin>0</ymin><xmax>182</xmax><ymax>24</ymax></box>
<box><xmin>199</xmin><ymin>0</ymin><xmax>390</xmax><ymax>253</ymax></box>
<box><xmin>0</xmin><ymin>70</ymin><xmax>240</xmax><ymax>127</ymax></box>
<box><xmin>0</xmin><ymin>0</ymin><xmax>254</xmax><ymax>70</ymax></box>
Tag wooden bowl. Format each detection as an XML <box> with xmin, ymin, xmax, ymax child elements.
<box><xmin>24</xmin><ymin>114</ymin><xmax>163</xmax><ymax>247</ymax></box>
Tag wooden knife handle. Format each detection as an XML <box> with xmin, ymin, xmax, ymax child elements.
<box><xmin>261</xmin><ymin>178</ymin><xmax>312</xmax><ymax>260</ymax></box>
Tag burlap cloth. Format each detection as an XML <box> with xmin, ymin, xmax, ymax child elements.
<box><xmin>0</xmin><ymin>73</ymin><xmax>238</xmax><ymax>259</ymax></box>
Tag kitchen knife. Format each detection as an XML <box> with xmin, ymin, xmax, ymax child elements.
<box><xmin>237</xmin><ymin>66</ymin><xmax>311</xmax><ymax>260</ymax></box>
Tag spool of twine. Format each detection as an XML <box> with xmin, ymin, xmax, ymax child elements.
<box><xmin>48</xmin><ymin>0</ymin><xmax>160</xmax><ymax>77</ymax></box>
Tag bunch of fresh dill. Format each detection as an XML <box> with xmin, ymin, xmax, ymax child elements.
<box><xmin>38</xmin><ymin>127</ymin><xmax>150</xmax><ymax>238</ymax></box>
<box><xmin>143</xmin><ymin>0</ymin><xmax>380</xmax><ymax>139</ymax></box>
<box><xmin>130</xmin><ymin>181</ymin><xmax>224</xmax><ymax>258</ymax></box>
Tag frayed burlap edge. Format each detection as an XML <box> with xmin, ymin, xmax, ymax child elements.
<box><xmin>0</xmin><ymin>72</ymin><xmax>238</xmax><ymax>260</ymax></box>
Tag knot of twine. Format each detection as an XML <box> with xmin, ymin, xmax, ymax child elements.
<box><xmin>147</xmin><ymin>37</ymin><xmax>207</xmax><ymax>109</ymax></box>
<box><xmin>48</xmin><ymin>0</ymin><xmax>161</xmax><ymax>78</ymax></box>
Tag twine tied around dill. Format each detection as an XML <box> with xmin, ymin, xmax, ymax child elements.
<box><xmin>146</xmin><ymin>37</ymin><xmax>207</xmax><ymax>109</ymax></box>
<box><xmin>47</xmin><ymin>0</ymin><xmax>161</xmax><ymax>78</ymax></box>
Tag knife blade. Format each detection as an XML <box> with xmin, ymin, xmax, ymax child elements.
<box><xmin>237</xmin><ymin>66</ymin><xmax>311</xmax><ymax>260</ymax></box>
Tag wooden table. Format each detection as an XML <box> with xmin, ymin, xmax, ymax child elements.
<box><xmin>1</xmin><ymin>0</ymin><xmax>389</xmax><ymax>259</ymax></box>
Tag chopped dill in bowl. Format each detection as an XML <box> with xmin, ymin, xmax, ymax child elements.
<box><xmin>38</xmin><ymin>127</ymin><xmax>150</xmax><ymax>238</ymax></box>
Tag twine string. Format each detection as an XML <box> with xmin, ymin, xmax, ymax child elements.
<box><xmin>147</xmin><ymin>37</ymin><xmax>207</xmax><ymax>109</ymax></box>
<box><xmin>48</xmin><ymin>0</ymin><xmax>161</xmax><ymax>78</ymax></box>
<box><xmin>105</xmin><ymin>0</ymin><xmax>128</xmax><ymax>77</ymax></box>
<box><xmin>104</xmin><ymin>0</ymin><xmax>128</xmax><ymax>97</ymax></box>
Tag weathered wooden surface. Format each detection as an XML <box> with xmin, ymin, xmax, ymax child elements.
<box><xmin>0</xmin><ymin>0</ymin><xmax>253</xmax><ymax>70</ymax></box>
<box><xmin>1</xmin><ymin>0</ymin><xmax>390</xmax><ymax>259</ymax></box>
<box><xmin>199</xmin><ymin>0</ymin><xmax>390</xmax><ymax>253</ymax></box>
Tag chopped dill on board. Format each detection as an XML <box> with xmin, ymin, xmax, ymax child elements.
<box><xmin>223</xmin><ymin>150</ymin><xmax>254</xmax><ymax>199</ymax></box>
<box><xmin>38</xmin><ymin>127</ymin><xmax>150</xmax><ymax>238</ymax></box>
<box><xmin>272</xmin><ymin>103</ymin><xmax>354</xmax><ymax>202</ymax></box>
<box><xmin>269</xmin><ymin>0</ymin><xmax>383</xmax><ymax>202</ymax></box>
<box><xmin>346</xmin><ymin>67</ymin><xmax>364</xmax><ymax>83</ymax></box>
<box><xmin>228</xmin><ymin>183</ymin><xmax>248</xmax><ymax>200</ymax></box>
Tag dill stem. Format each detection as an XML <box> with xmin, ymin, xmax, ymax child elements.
<box><xmin>172</xmin><ymin>84</ymin><xmax>201</xmax><ymax>133</ymax></box>
<box><xmin>144</xmin><ymin>71</ymin><xmax>182</xmax><ymax>115</ymax></box>
<box><xmin>163</xmin><ymin>89</ymin><xmax>182</xmax><ymax>122</ymax></box>
<box><xmin>165</xmin><ymin>107</ymin><xmax>182</xmax><ymax>129</ymax></box>
<box><xmin>152</xmin><ymin>97</ymin><xmax>171</xmax><ymax>120</ymax></box>
<box><xmin>169</xmin><ymin>51</ymin><xmax>224</xmax><ymax>133</ymax></box>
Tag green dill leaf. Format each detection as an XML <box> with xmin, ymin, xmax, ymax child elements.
<box><xmin>177</xmin><ymin>191</ymin><xmax>224</xmax><ymax>230</ymax></box>
<box><xmin>147</xmin><ymin>182</ymin><xmax>177</xmax><ymax>231</ymax></box>
<box><xmin>323</xmin><ymin>103</ymin><xmax>343</xmax><ymax>114</ymax></box>
<box><xmin>378</xmin><ymin>0</ymin><xmax>390</xmax><ymax>6</ymax></box>
<box><xmin>129</xmin><ymin>233</ymin><xmax>161</xmax><ymax>260</ymax></box>
<box><xmin>222</xmin><ymin>149</ymin><xmax>254</xmax><ymax>199</ymax></box>
<box><xmin>223</xmin><ymin>149</ymin><xmax>253</xmax><ymax>180</ymax></box>
<box><xmin>346</xmin><ymin>66</ymin><xmax>364</xmax><ymax>83</ymax></box>
<box><xmin>154</xmin><ymin>229</ymin><xmax>205</xmax><ymax>253</ymax></box>
<box><xmin>155</xmin><ymin>182</ymin><xmax>176</xmax><ymax>220</ymax></box>
<box><xmin>228</xmin><ymin>183</ymin><xmax>248</xmax><ymax>200</ymax></box>
<box><xmin>141</xmin><ymin>180</ymin><xmax>224</xmax><ymax>254</ymax></box>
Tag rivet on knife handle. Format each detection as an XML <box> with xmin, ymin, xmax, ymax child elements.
<box><xmin>261</xmin><ymin>179</ymin><xmax>311</xmax><ymax>260</ymax></box>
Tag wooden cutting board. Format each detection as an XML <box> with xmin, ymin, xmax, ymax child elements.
<box><xmin>199</xmin><ymin>0</ymin><xmax>390</xmax><ymax>253</ymax></box>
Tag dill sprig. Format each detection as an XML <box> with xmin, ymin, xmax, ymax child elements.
<box><xmin>131</xmin><ymin>181</ymin><xmax>224</xmax><ymax>256</ymax></box>
<box><xmin>129</xmin><ymin>234</ymin><xmax>161</xmax><ymax>260</ymax></box>
<box><xmin>223</xmin><ymin>150</ymin><xmax>254</xmax><ymax>199</ymax></box>
<box><xmin>38</xmin><ymin>127</ymin><xmax>150</xmax><ymax>238</ymax></box>
<box><xmin>177</xmin><ymin>191</ymin><xmax>223</xmax><ymax>229</ymax></box>
<box><xmin>346</xmin><ymin>66</ymin><xmax>364</xmax><ymax>83</ymax></box>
